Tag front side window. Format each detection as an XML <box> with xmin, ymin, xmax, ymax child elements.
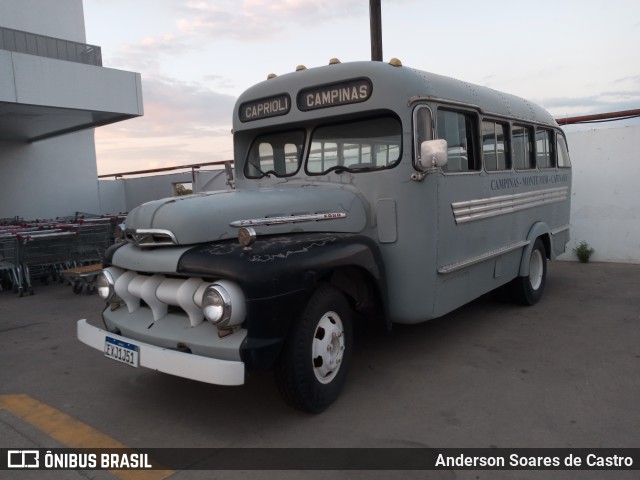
<box><xmin>307</xmin><ymin>116</ymin><xmax>402</xmax><ymax>174</ymax></box>
<box><xmin>413</xmin><ymin>105</ymin><xmax>433</xmax><ymax>165</ymax></box>
<box><xmin>436</xmin><ymin>109</ymin><xmax>479</xmax><ymax>173</ymax></box>
<box><xmin>245</xmin><ymin>130</ymin><xmax>305</xmax><ymax>178</ymax></box>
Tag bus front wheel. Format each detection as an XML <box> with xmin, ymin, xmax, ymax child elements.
<box><xmin>511</xmin><ymin>238</ymin><xmax>547</xmax><ymax>306</ymax></box>
<box><xmin>275</xmin><ymin>284</ymin><xmax>353</xmax><ymax>413</ymax></box>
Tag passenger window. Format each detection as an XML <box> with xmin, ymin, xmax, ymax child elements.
<box><xmin>482</xmin><ymin>120</ymin><xmax>510</xmax><ymax>171</ymax></box>
<box><xmin>536</xmin><ymin>129</ymin><xmax>555</xmax><ymax>168</ymax></box>
<box><xmin>556</xmin><ymin>135</ymin><xmax>571</xmax><ymax>168</ymax></box>
<box><xmin>512</xmin><ymin>125</ymin><xmax>535</xmax><ymax>170</ymax></box>
<box><xmin>436</xmin><ymin>109</ymin><xmax>479</xmax><ymax>173</ymax></box>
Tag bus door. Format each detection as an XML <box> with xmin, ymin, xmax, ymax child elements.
<box><xmin>432</xmin><ymin>107</ymin><xmax>487</xmax><ymax>315</ymax></box>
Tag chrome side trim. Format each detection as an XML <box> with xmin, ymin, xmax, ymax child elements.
<box><xmin>125</xmin><ymin>228</ymin><xmax>177</xmax><ymax>247</ymax></box>
<box><xmin>551</xmin><ymin>224</ymin><xmax>570</xmax><ymax>236</ymax></box>
<box><xmin>438</xmin><ymin>240</ymin><xmax>530</xmax><ymax>274</ymax></box>
<box><xmin>230</xmin><ymin>212</ymin><xmax>347</xmax><ymax>228</ymax></box>
<box><xmin>452</xmin><ymin>186</ymin><xmax>569</xmax><ymax>225</ymax></box>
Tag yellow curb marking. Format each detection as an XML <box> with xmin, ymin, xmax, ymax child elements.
<box><xmin>0</xmin><ymin>394</ymin><xmax>174</xmax><ymax>480</ymax></box>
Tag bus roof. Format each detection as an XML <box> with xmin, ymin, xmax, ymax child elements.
<box><xmin>233</xmin><ymin>61</ymin><xmax>558</xmax><ymax>130</ymax></box>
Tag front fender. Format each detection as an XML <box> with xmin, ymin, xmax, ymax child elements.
<box><xmin>177</xmin><ymin>232</ymin><xmax>385</xmax><ymax>370</ymax></box>
<box><xmin>177</xmin><ymin>232</ymin><xmax>383</xmax><ymax>299</ymax></box>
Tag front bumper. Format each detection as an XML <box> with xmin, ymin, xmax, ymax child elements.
<box><xmin>77</xmin><ymin>319</ymin><xmax>245</xmax><ymax>386</ymax></box>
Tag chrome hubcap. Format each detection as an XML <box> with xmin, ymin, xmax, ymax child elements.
<box><xmin>312</xmin><ymin>311</ymin><xmax>345</xmax><ymax>384</ymax></box>
<box><xmin>529</xmin><ymin>249</ymin><xmax>544</xmax><ymax>291</ymax></box>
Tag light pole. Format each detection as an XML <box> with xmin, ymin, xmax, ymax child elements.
<box><xmin>370</xmin><ymin>0</ymin><xmax>383</xmax><ymax>61</ymax></box>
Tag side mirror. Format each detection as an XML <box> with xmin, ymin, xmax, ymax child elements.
<box><xmin>417</xmin><ymin>139</ymin><xmax>448</xmax><ymax>171</ymax></box>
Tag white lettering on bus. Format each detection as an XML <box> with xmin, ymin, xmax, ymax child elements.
<box><xmin>305</xmin><ymin>84</ymin><xmax>369</xmax><ymax>108</ymax></box>
<box><xmin>244</xmin><ymin>97</ymin><xmax>289</xmax><ymax>120</ymax></box>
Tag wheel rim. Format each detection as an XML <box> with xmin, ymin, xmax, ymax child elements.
<box><xmin>311</xmin><ymin>311</ymin><xmax>345</xmax><ymax>384</ymax></box>
<box><xmin>529</xmin><ymin>249</ymin><xmax>544</xmax><ymax>291</ymax></box>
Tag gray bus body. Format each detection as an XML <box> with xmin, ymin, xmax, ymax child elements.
<box><xmin>78</xmin><ymin>60</ymin><xmax>571</xmax><ymax>412</ymax></box>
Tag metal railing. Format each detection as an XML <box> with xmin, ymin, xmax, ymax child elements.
<box><xmin>0</xmin><ymin>26</ymin><xmax>102</xmax><ymax>66</ymax></box>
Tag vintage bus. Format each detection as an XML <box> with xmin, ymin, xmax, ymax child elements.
<box><xmin>78</xmin><ymin>59</ymin><xmax>571</xmax><ymax>413</ymax></box>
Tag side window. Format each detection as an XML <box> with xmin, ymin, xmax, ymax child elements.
<box><xmin>436</xmin><ymin>109</ymin><xmax>479</xmax><ymax>173</ymax></box>
<box><xmin>556</xmin><ymin>134</ymin><xmax>571</xmax><ymax>168</ymax></box>
<box><xmin>512</xmin><ymin>124</ymin><xmax>535</xmax><ymax>170</ymax></box>
<box><xmin>535</xmin><ymin>129</ymin><xmax>555</xmax><ymax>169</ymax></box>
<box><xmin>482</xmin><ymin>120</ymin><xmax>511</xmax><ymax>171</ymax></box>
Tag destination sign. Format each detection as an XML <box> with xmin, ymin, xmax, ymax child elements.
<box><xmin>239</xmin><ymin>93</ymin><xmax>291</xmax><ymax>122</ymax></box>
<box><xmin>297</xmin><ymin>78</ymin><xmax>372</xmax><ymax>111</ymax></box>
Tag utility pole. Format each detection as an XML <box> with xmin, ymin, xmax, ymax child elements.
<box><xmin>370</xmin><ymin>0</ymin><xmax>383</xmax><ymax>61</ymax></box>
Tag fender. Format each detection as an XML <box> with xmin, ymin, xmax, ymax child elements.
<box><xmin>103</xmin><ymin>241</ymin><xmax>126</xmax><ymax>266</ymax></box>
<box><xmin>518</xmin><ymin>222</ymin><xmax>551</xmax><ymax>277</ymax></box>
<box><xmin>177</xmin><ymin>232</ymin><xmax>387</xmax><ymax>371</ymax></box>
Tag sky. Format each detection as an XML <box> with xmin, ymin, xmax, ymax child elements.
<box><xmin>82</xmin><ymin>0</ymin><xmax>640</xmax><ymax>176</ymax></box>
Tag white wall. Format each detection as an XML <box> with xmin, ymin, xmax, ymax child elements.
<box><xmin>122</xmin><ymin>173</ymin><xmax>193</xmax><ymax>212</ymax></box>
<box><xmin>563</xmin><ymin>126</ymin><xmax>640</xmax><ymax>264</ymax></box>
<box><xmin>96</xmin><ymin>169</ymin><xmax>232</xmax><ymax>216</ymax></box>
<box><xmin>0</xmin><ymin>0</ymin><xmax>86</xmax><ymax>42</ymax></box>
<box><xmin>194</xmin><ymin>169</ymin><xmax>231</xmax><ymax>192</ymax></box>
<box><xmin>98</xmin><ymin>179</ymin><xmax>126</xmax><ymax>215</ymax></box>
<box><xmin>0</xmin><ymin>131</ymin><xmax>100</xmax><ymax>220</ymax></box>
<box><xmin>0</xmin><ymin>0</ymin><xmax>142</xmax><ymax>222</ymax></box>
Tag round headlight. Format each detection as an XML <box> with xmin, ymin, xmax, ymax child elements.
<box><xmin>202</xmin><ymin>284</ymin><xmax>232</xmax><ymax>325</ymax></box>
<box><xmin>96</xmin><ymin>269</ymin><xmax>116</xmax><ymax>302</ymax></box>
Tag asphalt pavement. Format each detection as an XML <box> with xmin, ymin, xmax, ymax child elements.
<box><xmin>1</xmin><ymin>260</ymin><xmax>639</xmax><ymax>480</ymax></box>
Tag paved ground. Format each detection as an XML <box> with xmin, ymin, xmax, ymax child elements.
<box><xmin>1</xmin><ymin>261</ymin><xmax>639</xmax><ymax>480</ymax></box>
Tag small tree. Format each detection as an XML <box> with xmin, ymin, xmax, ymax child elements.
<box><xmin>573</xmin><ymin>241</ymin><xmax>594</xmax><ymax>263</ymax></box>
<box><xmin>175</xmin><ymin>183</ymin><xmax>193</xmax><ymax>196</ymax></box>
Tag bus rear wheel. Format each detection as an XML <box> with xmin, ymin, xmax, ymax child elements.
<box><xmin>511</xmin><ymin>238</ymin><xmax>547</xmax><ymax>306</ymax></box>
<box><xmin>275</xmin><ymin>284</ymin><xmax>353</xmax><ymax>413</ymax></box>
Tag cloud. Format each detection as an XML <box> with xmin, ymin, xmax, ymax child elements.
<box><xmin>111</xmin><ymin>75</ymin><xmax>236</xmax><ymax>138</ymax></box>
<box><xmin>175</xmin><ymin>0</ymin><xmax>367</xmax><ymax>41</ymax></box>
<box><xmin>94</xmin><ymin>73</ymin><xmax>236</xmax><ymax>175</ymax></box>
<box><xmin>539</xmin><ymin>89</ymin><xmax>640</xmax><ymax>117</ymax></box>
<box><xmin>95</xmin><ymin>128</ymin><xmax>235</xmax><ymax>176</ymax></box>
<box><xmin>108</xmin><ymin>33</ymin><xmax>193</xmax><ymax>73</ymax></box>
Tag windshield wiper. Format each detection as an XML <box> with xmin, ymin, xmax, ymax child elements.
<box><xmin>248</xmin><ymin>161</ymin><xmax>271</xmax><ymax>178</ymax></box>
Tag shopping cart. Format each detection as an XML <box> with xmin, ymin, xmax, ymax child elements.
<box><xmin>61</xmin><ymin>262</ymin><xmax>103</xmax><ymax>294</ymax></box>
<box><xmin>57</xmin><ymin>219</ymin><xmax>112</xmax><ymax>294</ymax></box>
<box><xmin>0</xmin><ymin>233</ymin><xmax>21</xmax><ymax>293</ymax></box>
<box><xmin>16</xmin><ymin>231</ymin><xmax>77</xmax><ymax>296</ymax></box>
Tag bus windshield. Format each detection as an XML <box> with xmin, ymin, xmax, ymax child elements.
<box><xmin>306</xmin><ymin>116</ymin><xmax>402</xmax><ymax>174</ymax></box>
<box><xmin>245</xmin><ymin>129</ymin><xmax>305</xmax><ymax>179</ymax></box>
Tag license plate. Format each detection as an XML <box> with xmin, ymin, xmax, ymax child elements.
<box><xmin>104</xmin><ymin>336</ymin><xmax>139</xmax><ymax>367</ymax></box>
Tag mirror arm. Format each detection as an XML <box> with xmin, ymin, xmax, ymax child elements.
<box><xmin>410</xmin><ymin>166</ymin><xmax>437</xmax><ymax>182</ymax></box>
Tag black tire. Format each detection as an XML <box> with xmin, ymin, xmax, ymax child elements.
<box><xmin>275</xmin><ymin>284</ymin><xmax>353</xmax><ymax>413</ymax></box>
<box><xmin>510</xmin><ymin>238</ymin><xmax>547</xmax><ymax>306</ymax></box>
